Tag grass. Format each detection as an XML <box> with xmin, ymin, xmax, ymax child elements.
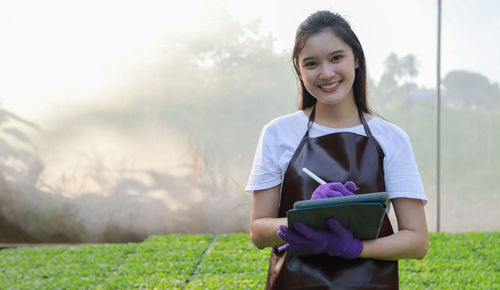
<box><xmin>0</xmin><ymin>232</ymin><xmax>498</xmax><ymax>289</ymax></box>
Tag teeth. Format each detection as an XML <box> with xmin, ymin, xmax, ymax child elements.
<box><xmin>321</xmin><ymin>81</ymin><xmax>339</xmax><ymax>89</ymax></box>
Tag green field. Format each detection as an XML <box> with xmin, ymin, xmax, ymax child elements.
<box><xmin>0</xmin><ymin>232</ymin><xmax>498</xmax><ymax>289</ymax></box>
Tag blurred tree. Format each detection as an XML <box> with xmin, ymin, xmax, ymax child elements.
<box><xmin>65</xmin><ymin>2</ymin><xmax>299</xmax><ymax>187</ymax></box>
<box><xmin>130</xmin><ymin>5</ymin><xmax>297</xmax><ymax>159</ymax></box>
<box><xmin>0</xmin><ymin>105</ymin><xmax>43</xmax><ymax>242</ymax></box>
<box><xmin>0</xmin><ymin>105</ymin><xmax>42</xmax><ymax>181</ymax></box>
<box><xmin>378</xmin><ymin>53</ymin><xmax>419</xmax><ymax>91</ymax></box>
<box><xmin>372</xmin><ymin>53</ymin><xmax>420</xmax><ymax>109</ymax></box>
<box><xmin>442</xmin><ymin>70</ymin><xmax>500</xmax><ymax>109</ymax></box>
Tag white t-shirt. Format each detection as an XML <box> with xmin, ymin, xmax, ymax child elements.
<box><xmin>245</xmin><ymin>110</ymin><xmax>427</xmax><ymax>204</ymax></box>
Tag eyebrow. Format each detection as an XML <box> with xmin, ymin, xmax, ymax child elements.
<box><xmin>301</xmin><ymin>49</ymin><xmax>346</xmax><ymax>63</ymax></box>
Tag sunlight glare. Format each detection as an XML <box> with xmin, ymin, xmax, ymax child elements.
<box><xmin>0</xmin><ymin>0</ymin><xmax>204</xmax><ymax>118</ymax></box>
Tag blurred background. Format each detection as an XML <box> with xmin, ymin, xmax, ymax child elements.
<box><xmin>0</xmin><ymin>0</ymin><xmax>498</xmax><ymax>243</ymax></box>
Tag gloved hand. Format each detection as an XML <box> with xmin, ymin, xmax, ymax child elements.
<box><xmin>310</xmin><ymin>181</ymin><xmax>358</xmax><ymax>200</ymax></box>
<box><xmin>277</xmin><ymin>218</ymin><xmax>363</xmax><ymax>259</ymax></box>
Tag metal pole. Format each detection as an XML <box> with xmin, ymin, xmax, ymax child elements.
<box><xmin>436</xmin><ymin>0</ymin><xmax>442</xmax><ymax>232</ymax></box>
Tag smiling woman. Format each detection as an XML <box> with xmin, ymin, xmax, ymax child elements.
<box><xmin>296</xmin><ymin>30</ymin><xmax>359</xmax><ymax>125</ymax></box>
<box><xmin>247</xmin><ymin>11</ymin><xmax>429</xmax><ymax>289</ymax></box>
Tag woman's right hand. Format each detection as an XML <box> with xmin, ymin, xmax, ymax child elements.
<box><xmin>310</xmin><ymin>181</ymin><xmax>358</xmax><ymax>200</ymax></box>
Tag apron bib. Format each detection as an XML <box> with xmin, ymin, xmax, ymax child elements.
<box><xmin>266</xmin><ymin>108</ymin><xmax>398</xmax><ymax>290</ymax></box>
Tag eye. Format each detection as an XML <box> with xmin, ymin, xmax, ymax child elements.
<box><xmin>303</xmin><ymin>62</ymin><xmax>317</xmax><ymax>68</ymax></box>
<box><xmin>332</xmin><ymin>55</ymin><xmax>343</xmax><ymax>62</ymax></box>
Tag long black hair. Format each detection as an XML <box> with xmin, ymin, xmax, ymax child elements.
<box><xmin>292</xmin><ymin>11</ymin><xmax>371</xmax><ymax>114</ymax></box>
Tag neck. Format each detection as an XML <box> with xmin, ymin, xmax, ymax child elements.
<box><xmin>309</xmin><ymin>98</ymin><xmax>362</xmax><ymax>128</ymax></box>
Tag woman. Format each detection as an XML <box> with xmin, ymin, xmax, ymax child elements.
<box><xmin>246</xmin><ymin>11</ymin><xmax>428</xmax><ymax>289</ymax></box>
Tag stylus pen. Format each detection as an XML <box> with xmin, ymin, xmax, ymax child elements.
<box><xmin>302</xmin><ymin>168</ymin><xmax>327</xmax><ymax>185</ymax></box>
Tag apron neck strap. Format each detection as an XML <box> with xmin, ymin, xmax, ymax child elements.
<box><xmin>358</xmin><ymin>110</ymin><xmax>374</xmax><ymax>138</ymax></box>
<box><xmin>306</xmin><ymin>105</ymin><xmax>316</xmax><ymax>135</ymax></box>
<box><xmin>307</xmin><ymin>105</ymin><xmax>373</xmax><ymax>138</ymax></box>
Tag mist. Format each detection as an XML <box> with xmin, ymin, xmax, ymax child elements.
<box><xmin>1</xmin><ymin>1</ymin><xmax>499</xmax><ymax>243</ymax></box>
<box><xmin>0</xmin><ymin>6</ymin><xmax>297</xmax><ymax>242</ymax></box>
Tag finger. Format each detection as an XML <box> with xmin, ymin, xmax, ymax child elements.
<box><xmin>278</xmin><ymin>227</ymin><xmax>310</xmax><ymax>245</ymax></box>
<box><xmin>276</xmin><ymin>229</ymin><xmax>287</xmax><ymax>240</ymax></box>
<box><xmin>311</xmin><ymin>192</ymin><xmax>327</xmax><ymax>200</ymax></box>
<box><xmin>277</xmin><ymin>225</ymin><xmax>289</xmax><ymax>239</ymax></box>
<box><xmin>321</xmin><ymin>183</ymin><xmax>343</xmax><ymax>198</ymax></box>
<box><xmin>327</xmin><ymin>218</ymin><xmax>353</xmax><ymax>238</ymax></box>
<box><xmin>326</xmin><ymin>218</ymin><xmax>342</xmax><ymax>232</ymax></box>
<box><xmin>328</xmin><ymin>182</ymin><xmax>352</xmax><ymax>196</ymax></box>
<box><xmin>343</xmin><ymin>181</ymin><xmax>358</xmax><ymax>193</ymax></box>
<box><xmin>294</xmin><ymin>222</ymin><xmax>319</xmax><ymax>239</ymax></box>
<box><xmin>286</xmin><ymin>243</ymin><xmax>311</xmax><ymax>252</ymax></box>
<box><xmin>277</xmin><ymin>228</ymin><xmax>290</xmax><ymax>242</ymax></box>
<box><xmin>313</xmin><ymin>184</ymin><xmax>328</xmax><ymax>194</ymax></box>
<box><xmin>278</xmin><ymin>243</ymin><xmax>290</xmax><ymax>252</ymax></box>
<box><xmin>326</xmin><ymin>182</ymin><xmax>343</xmax><ymax>189</ymax></box>
<box><xmin>324</xmin><ymin>190</ymin><xmax>342</xmax><ymax>198</ymax></box>
<box><xmin>311</xmin><ymin>184</ymin><xmax>329</xmax><ymax>200</ymax></box>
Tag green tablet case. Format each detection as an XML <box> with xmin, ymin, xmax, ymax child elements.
<box><xmin>286</xmin><ymin>192</ymin><xmax>389</xmax><ymax>256</ymax></box>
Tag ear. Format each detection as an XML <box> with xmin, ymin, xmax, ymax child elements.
<box><xmin>355</xmin><ymin>58</ymin><xmax>359</xmax><ymax>69</ymax></box>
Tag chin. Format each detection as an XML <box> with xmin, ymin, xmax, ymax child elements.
<box><xmin>316</xmin><ymin>96</ymin><xmax>347</xmax><ymax>106</ymax></box>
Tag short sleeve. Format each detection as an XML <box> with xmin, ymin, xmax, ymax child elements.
<box><xmin>383</xmin><ymin>129</ymin><xmax>427</xmax><ymax>205</ymax></box>
<box><xmin>245</xmin><ymin>123</ymin><xmax>282</xmax><ymax>191</ymax></box>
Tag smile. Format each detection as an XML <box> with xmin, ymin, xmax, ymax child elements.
<box><xmin>319</xmin><ymin>81</ymin><xmax>341</xmax><ymax>92</ymax></box>
<box><xmin>320</xmin><ymin>81</ymin><xmax>340</xmax><ymax>90</ymax></box>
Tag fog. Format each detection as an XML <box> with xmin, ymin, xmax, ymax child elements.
<box><xmin>0</xmin><ymin>98</ymin><xmax>257</xmax><ymax>242</ymax></box>
<box><xmin>1</xmin><ymin>1</ymin><xmax>499</xmax><ymax>243</ymax></box>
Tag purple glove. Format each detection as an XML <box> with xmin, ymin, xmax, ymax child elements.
<box><xmin>277</xmin><ymin>218</ymin><xmax>363</xmax><ymax>259</ymax></box>
<box><xmin>310</xmin><ymin>181</ymin><xmax>359</xmax><ymax>200</ymax></box>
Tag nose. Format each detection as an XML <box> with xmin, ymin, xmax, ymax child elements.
<box><xmin>319</xmin><ymin>63</ymin><xmax>336</xmax><ymax>80</ymax></box>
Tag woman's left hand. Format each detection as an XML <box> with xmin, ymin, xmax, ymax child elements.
<box><xmin>277</xmin><ymin>218</ymin><xmax>363</xmax><ymax>259</ymax></box>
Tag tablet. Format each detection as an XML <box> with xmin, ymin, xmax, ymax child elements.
<box><xmin>286</xmin><ymin>192</ymin><xmax>389</xmax><ymax>254</ymax></box>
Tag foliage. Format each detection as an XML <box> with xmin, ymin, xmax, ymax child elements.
<box><xmin>373</xmin><ymin>52</ymin><xmax>420</xmax><ymax>105</ymax></box>
<box><xmin>442</xmin><ymin>70</ymin><xmax>500</xmax><ymax>109</ymax></box>
<box><xmin>98</xmin><ymin>6</ymin><xmax>297</xmax><ymax>161</ymax></box>
<box><xmin>41</xmin><ymin>5</ymin><xmax>298</xmax><ymax>203</ymax></box>
<box><xmin>378</xmin><ymin>99</ymin><xmax>500</xmax><ymax>201</ymax></box>
<box><xmin>0</xmin><ymin>232</ymin><xmax>498</xmax><ymax>289</ymax></box>
<box><xmin>0</xmin><ymin>105</ymin><xmax>42</xmax><ymax>184</ymax></box>
<box><xmin>381</xmin><ymin>53</ymin><xmax>419</xmax><ymax>86</ymax></box>
<box><xmin>400</xmin><ymin>232</ymin><xmax>500</xmax><ymax>289</ymax></box>
<box><xmin>98</xmin><ymin>235</ymin><xmax>213</xmax><ymax>289</ymax></box>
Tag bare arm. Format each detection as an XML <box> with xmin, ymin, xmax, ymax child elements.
<box><xmin>359</xmin><ymin>197</ymin><xmax>429</xmax><ymax>260</ymax></box>
<box><xmin>249</xmin><ymin>185</ymin><xmax>287</xmax><ymax>249</ymax></box>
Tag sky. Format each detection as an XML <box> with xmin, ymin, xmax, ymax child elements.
<box><xmin>0</xmin><ymin>0</ymin><xmax>499</xmax><ymax>117</ymax></box>
<box><xmin>226</xmin><ymin>0</ymin><xmax>500</xmax><ymax>87</ymax></box>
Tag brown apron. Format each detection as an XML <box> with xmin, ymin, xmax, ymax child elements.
<box><xmin>266</xmin><ymin>108</ymin><xmax>398</xmax><ymax>290</ymax></box>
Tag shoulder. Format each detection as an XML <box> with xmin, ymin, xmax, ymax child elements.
<box><xmin>368</xmin><ymin>116</ymin><xmax>412</xmax><ymax>148</ymax></box>
<box><xmin>256</xmin><ymin>110</ymin><xmax>308</xmax><ymax>162</ymax></box>
<box><xmin>368</xmin><ymin>116</ymin><xmax>426</xmax><ymax>204</ymax></box>
<box><xmin>261</xmin><ymin>110</ymin><xmax>308</xmax><ymax>139</ymax></box>
<box><xmin>264</xmin><ymin>110</ymin><xmax>306</xmax><ymax>130</ymax></box>
<box><xmin>246</xmin><ymin>111</ymin><xmax>307</xmax><ymax>191</ymax></box>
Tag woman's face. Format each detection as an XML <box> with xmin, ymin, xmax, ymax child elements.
<box><xmin>298</xmin><ymin>30</ymin><xmax>358</xmax><ymax>107</ymax></box>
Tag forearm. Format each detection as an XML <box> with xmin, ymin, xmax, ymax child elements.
<box><xmin>250</xmin><ymin>217</ymin><xmax>287</xmax><ymax>249</ymax></box>
<box><xmin>359</xmin><ymin>229</ymin><xmax>429</xmax><ymax>260</ymax></box>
